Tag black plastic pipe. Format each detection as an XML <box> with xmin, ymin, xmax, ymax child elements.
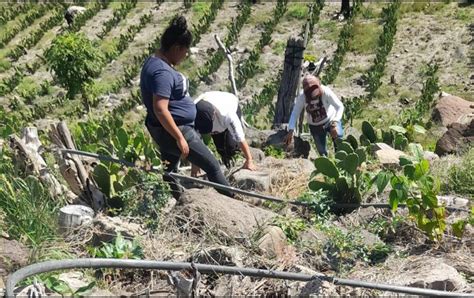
<box><xmin>6</xmin><ymin>259</ymin><xmax>470</xmax><ymax>297</ymax></box>
<box><xmin>60</xmin><ymin>149</ymin><xmax>470</xmax><ymax>213</ymax></box>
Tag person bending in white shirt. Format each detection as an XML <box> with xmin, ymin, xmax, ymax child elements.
<box><xmin>284</xmin><ymin>75</ymin><xmax>344</xmax><ymax>156</ymax></box>
<box><xmin>192</xmin><ymin>91</ymin><xmax>256</xmax><ymax>176</ymax></box>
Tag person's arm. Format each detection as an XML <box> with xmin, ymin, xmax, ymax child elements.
<box><xmin>151</xmin><ymin>70</ymin><xmax>188</xmax><ymax>157</ymax></box>
<box><xmin>239</xmin><ymin>140</ymin><xmax>256</xmax><ymax>170</ymax></box>
<box><xmin>227</xmin><ymin>112</ymin><xmax>255</xmax><ymax>170</ymax></box>
<box><xmin>324</xmin><ymin>86</ymin><xmax>344</xmax><ymax>122</ymax></box>
<box><xmin>284</xmin><ymin>93</ymin><xmax>305</xmax><ymax>145</ymax></box>
<box><xmin>153</xmin><ymin>96</ymin><xmax>189</xmax><ymax>157</ymax></box>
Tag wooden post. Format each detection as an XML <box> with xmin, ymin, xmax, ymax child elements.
<box><xmin>272</xmin><ymin>37</ymin><xmax>305</xmax><ymax>128</ymax></box>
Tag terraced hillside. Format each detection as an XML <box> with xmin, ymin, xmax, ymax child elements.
<box><xmin>0</xmin><ymin>1</ymin><xmax>473</xmax><ymax>296</ymax></box>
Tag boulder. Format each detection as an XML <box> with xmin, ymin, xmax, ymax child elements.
<box><xmin>249</xmin><ymin>147</ymin><xmax>265</xmax><ymax>162</ymax></box>
<box><xmin>176</xmin><ymin>188</ymin><xmax>276</xmax><ymax>240</ymax></box>
<box><xmin>432</xmin><ymin>94</ymin><xmax>474</xmax><ymax>127</ymax></box>
<box><xmin>423</xmin><ymin>151</ymin><xmax>439</xmax><ymax>162</ymax></box>
<box><xmin>435</xmin><ymin>119</ymin><xmax>474</xmax><ymax>156</ymax></box>
<box><xmin>257</xmin><ymin>226</ymin><xmax>288</xmax><ymax>259</ymax></box>
<box><xmin>245</xmin><ymin>127</ymin><xmax>273</xmax><ymax>148</ymax></box>
<box><xmin>397</xmin><ymin>256</ymin><xmax>466</xmax><ymax>291</ymax></box>
<box><xmin>230</xmin><ymin>169</ymin><xmax>271</xmax><ymax>192</ymax></box>
<box><xmin>92</xmin><ymin>214</ymin><xmax>144</xmax><ymax>244</ymax></box>
<box><xmin>375</xmin><ymin>147</ymin><xmax>407</xmax><ymax>166</ymax></box>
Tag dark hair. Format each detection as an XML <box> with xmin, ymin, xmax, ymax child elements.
<box><xmin>161</xmin><ymin>16</ymin><xmax>193</xmax><ymax>51</ymax></box>
<box><xmin>195</xmin><ymin>100</ymin><xmax>214</xmax><ymax>134</ymax></box>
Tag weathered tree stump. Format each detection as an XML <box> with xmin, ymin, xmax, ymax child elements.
<box><xmin>9</xmin><ymin>127</ymin><xmax>70</xmax><ymax>199</ymax></box>
<box><xmin>273</xmin><ymin>37</ymin><xmax>305</xmax><ymax>128</ymax></box>
<box><xmin>49</xmin><ymin>121</ymin><xmax>106</xmax><ymax>211</ymax></box>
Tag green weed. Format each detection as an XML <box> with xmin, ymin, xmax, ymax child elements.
<box><xmin>286</xmin><ymin>3</ymin><xmax>308</xmax><ymax>20</ymax></box>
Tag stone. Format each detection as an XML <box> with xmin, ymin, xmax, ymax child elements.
<box><xmin>230</xmin><ymin>169</ymin><xmax>271</xmax><ymax>192</ymax></box>
<box><xmin>249</xmin><ymin>147</ymin><xmax>265</xmax><ymax>162</ymax></box>
<box><xmin>435</xmin><ymin>119</ymin><xmax>474</xmax><ymax>156</ymax></box>
<box><xmin>191</xmin><ymin>246</ymin><xmax>244</xmax><ymax>267</ymax></box>
<box><xmin>245</xmin><ymin>127</ymin><xmax>273</xmax><ymax>148</ymax></box>
<box><xmin>92</xmin><ymin>214</ymin><xmax>144</xmax><ymax>244</ymax></box>
<box><xmin>257</xmin><ymin>226</ymin><xmax>288</xmax><ymax>259</ymax></box>
<box><xmin>176</xmin><ymin>188</ymin><xmax>276</xmax><ymax>240</ymax></box>
<box><xmin>432</xmin><ymin>94</ymin><xmax>474</xmax><ymax>127</ymax></box>
<box><xmin>398</xmin><ymin>257</ymin><xmax>466</xmax><ymax>291</ymax></box>
<box><xmin>437</xmin><ymin>195</ymin><xmax>470</xmax><ymax>209</ymax></box>
<box><xmin>371</xmin><ymin>142</ymin><xmax>393</xmax><ymax>152</ymax></box>
<box><xmin>299</xmin><ymin>228</ymin><xmax>328</xmax><ymax>245</ymax></box>
<box><xmin>423</xmin><ymin>151</ymin><xmax>439</xmax><ymax>162</ymax></box>
<box><xmin>375</xmin><ymin>147</ymin><xmax>407</xmax><ymax>166</ymax></box>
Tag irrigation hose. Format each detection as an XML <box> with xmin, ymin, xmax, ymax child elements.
<box><xmin>60</xmin><ymin>149</ymin><xmax>470</xmax><ymax>212</ymax></box>
<box><xmin>6</xmin><ymin>258</ymin><xmax>470</xmax><ymax>297</ymax></box>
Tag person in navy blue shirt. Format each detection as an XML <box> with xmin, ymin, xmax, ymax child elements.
<box><xmin>140</xmin><ymin>16</ymin><xmax>233</xmax><ymax>199</ymax></box>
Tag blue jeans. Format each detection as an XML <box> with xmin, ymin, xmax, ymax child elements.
<box><xmin>146</xmin><ymin>123</ymin><xmax>233</xmax><ymax>198</ymax></box>
<box><xmin>309</xmin><ymin>121</ymin><xmax>344</xmax><ymax>156</ymax></box>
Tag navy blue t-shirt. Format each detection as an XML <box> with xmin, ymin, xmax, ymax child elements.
<box><xmin>140</xmin><ymin>56</ymin><xmax>196</xmax><ymax>127</ymax></box>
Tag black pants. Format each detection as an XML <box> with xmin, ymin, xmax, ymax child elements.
<box><xmin>146</xmin><ymin>123</ymin><xmax>233</xmax><ymax>198</ymax></box>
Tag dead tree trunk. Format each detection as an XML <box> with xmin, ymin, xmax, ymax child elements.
<box><xmin>9</xmin><ymin>128</ymin><xmax>73</xmax><ymax>200</ymax></box>
<box><xmin>49</xmin><ymin>121</ymin><xmax>106</xmax><ymax>211</ymax></box>
<box><xmin>272</xmin><ymin>37</ymin><xmax>305</xmax><ymax>129</ymax></box>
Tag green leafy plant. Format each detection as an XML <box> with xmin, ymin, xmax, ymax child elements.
<box><xmin>297</xmin><ymin>189</ymin><xmax>331</xmax><ymax>221</ymax></box>
<box><xmin>45</xmin><ymin>32</ymin><xmax>105</xmax><ymax>99</ymax></box>
<box><xmin>273</xmin><ymin>216</ymin><xmax>307</xmax><ymax>243</ymax></box>
<box><xmin>263</xmin><ymin>145</ymin><xmax>286</xmax><ymax>159</ymax></box>
<box><xmin>309</xmin><ymin>137</ymin><xmax>373</xmax><ymax>208</ymax></box>
<box><xmin>44</xmin><ymin>276</ymin><xmax>95</xmax><ymax>297</ymax></box>
<box><xmin>89</xmin><ymin>233</ymin><xmax>144</xmax><ymax>259</ymax></box>
<box><xmin>0</xmin><ymin>174</ymin><xmax>62</xmax><ymax>246</ymax></box>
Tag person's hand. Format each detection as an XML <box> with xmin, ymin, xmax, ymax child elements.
<box><xmin>283</xmin><ymin>130</ymin><xmax>294</xmax><ymax>146</ymax></box>
<box><xmin>329</xmin><ymin>121</ymin><xmax>339</xmax><ymax>140</ymax></box>
<box><xmin>243</xmin><ymin>159</ymin><xmax>256</xmax><ymax>171</ymax></box>
<box><xmin>191</xmin><ymin>164</ymin><xmax>201</xmax><ymax>177</ymax></box>
<box><xmin>177</xmin><ymin>137</ymin><xmax>189</xmax><ymax>158</ymax></box>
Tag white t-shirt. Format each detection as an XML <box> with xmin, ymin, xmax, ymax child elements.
<box><xmin>288</xmin><ymin>85</ymin><xmax>344</xmax><ymax>130</ymax></box>
<box><xmin>194</xmin><ymin>91</ymin><xmax>246</xmax><ymax>142</ymax></box>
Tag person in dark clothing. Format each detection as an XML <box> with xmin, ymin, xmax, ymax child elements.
<box><xmin>140</xmin><ymin>16</ymin><xmax>233</xmax><ymax>199</ymax></box>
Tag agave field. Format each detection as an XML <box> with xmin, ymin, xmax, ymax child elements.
<box><xmin>0</xmin><ymin>0</ymin><xmax>473</xmax><ymax>296</ymax></box>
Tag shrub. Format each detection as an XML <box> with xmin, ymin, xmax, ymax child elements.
<box><xmin>45</xmin><ymin>32</ymin><xmax>105</xmax><ymax>99</ymax></box>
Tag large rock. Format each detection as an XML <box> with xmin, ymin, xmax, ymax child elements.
<box><xmin>249</xmin><ymin>147</ymin><xmax>265</xmax><ymax>162</ymax></box>
<box><xmin>229</xmin><ymin>157</ymin><xmax>315</xmax><ymax>193</ymax></box>
<box><xmin>230</xmin><ymin>169</ymin><xmax>271</xmax><ymax>192</ymax></box>
<box><xmin>435</xmin><ymin>119</ymin><xmax>474</xmax><ymax>156</ymax></box>
<box><xmin>432</xmin><ymin>94</ymin><xmax>474</xmax><ymax>127</ymax></box>
<box><xmin>257</xmin><ymin>226</ymin><xmax>288</xmax><ymax>259</ymax></box>
<box><xmin>375</xmin><ymin>147</ymin><xmax>407</xmax><ymax>166</ymax></box>
<box><xmin>245</xmin><ymin>127</ymin><xmax>273</xmax><ymax>148</ymax></box>
<box><xmin>397</xmin><ymin>256</ymin><xmax>467</xmax><ymax>291</ymax></box>
<box><xmin>92</xmin><ymin>214</ymin><xmax>144</xmax><ymax>244</ymax></box>
<box><xmin>176</xmin><ymin>188</ymin><xmax>276</xmax><ymax>240</ymax></box>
